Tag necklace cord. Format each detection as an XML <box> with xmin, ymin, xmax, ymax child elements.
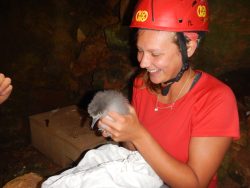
<box><xmin>155</xmin><ymin>68</ymin><xmax>192</xmax><ymax>111</ymax></box>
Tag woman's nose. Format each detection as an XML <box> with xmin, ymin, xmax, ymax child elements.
<box><xmin>138</xmin><ymin>53</ymin><xmax>150</xmax><ymax>68</ymax></box>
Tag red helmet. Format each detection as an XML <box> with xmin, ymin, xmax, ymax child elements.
<box><xmin>130</xmin><ymin>0</ymin><xmax>209</xmax><ymax>31</ymax></box>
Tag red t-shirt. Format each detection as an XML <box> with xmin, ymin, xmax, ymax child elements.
<box><xmin>132</xmin><ymin>71</ymin><xmax>240</xmax><ymax>187</ymax></box>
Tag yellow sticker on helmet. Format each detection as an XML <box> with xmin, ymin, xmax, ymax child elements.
<box><xmin>136</xmin><ymin>10</ymin><xmax>148</xmax><ymax>22</ymax></box>
<box><xmin>197</xmin><ymin>5</ymin><xmax>206</xmax><ymax>17</ymax></box>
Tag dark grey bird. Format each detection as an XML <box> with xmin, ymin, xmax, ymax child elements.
<box><xmin>87</xmin><ymin>90</ymin><xmax>129</xmax><ymax>129</ymax></box>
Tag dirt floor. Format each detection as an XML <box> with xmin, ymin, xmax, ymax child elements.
<box><xmin>0</xmin><ymin>144</ymin><xmax>62</xmax><ymax>187</ymax></box>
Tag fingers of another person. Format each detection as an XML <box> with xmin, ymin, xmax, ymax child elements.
<box><xmin>0</xmin><ymin>74</ymin><xmax>12</xmax><ymax>94</ymax></box>
<box><xmin>0</xmin><ymin>86</ymin><xmax>13</xmax><ymax>104</ymax></box>
<box><xmin>0</xmin><ymin>85</ymin><xmax>13</xmax><ymax>96</ymax></box>
<box><xmin>0</xmin><ymin>74</ymin><xmax>13</xmax><ymax>104</ymax></box>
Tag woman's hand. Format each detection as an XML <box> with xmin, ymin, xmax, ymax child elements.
<box><xmin>0</xmin><ymin>73</ymin><xmax>13</xmax><ymax>104</ymax></box>
<box><xmin>98</xmin><ymin>105</ymin><xmax>145</xmax><ymax>143</ymax></box>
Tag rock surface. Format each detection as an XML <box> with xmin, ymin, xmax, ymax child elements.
<box><xmin>3</xmin><ymin>173</ymin><xmax>43</xmax><ymax>188</ymax></box>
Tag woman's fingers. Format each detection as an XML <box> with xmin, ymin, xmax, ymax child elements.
<box><xmin>98</xmin><ymin>121</ymin><xmax>113</xmax><ymax>138</ymax></box>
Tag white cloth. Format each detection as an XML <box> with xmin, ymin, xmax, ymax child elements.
<box><xmin>42</xmin><ymin>144</ymin><xmax>164</xmax><ymax>188</ymax></box>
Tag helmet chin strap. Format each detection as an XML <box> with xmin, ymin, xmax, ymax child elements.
<box><xmin>161</xmin><ymin>32</ymin><xmax>189</xmax><ymax>96</ymax></box>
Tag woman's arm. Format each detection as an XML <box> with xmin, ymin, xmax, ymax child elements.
<box><xmin>100</xmin><ymin>106</ymin><xmax>232</xmax><ymax>187</ymax></box>
<box><xmin>121</xmin><ymin>141</ymin><xmax>137</xmax><ymax>151</ymax></box>
<box><xmin>133</xmin><ymin>129</ymin><xmax>231</xmax><ymax>187</ymax></box>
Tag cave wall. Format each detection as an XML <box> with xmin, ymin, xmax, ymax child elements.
<box><xmin>193</xmin><ymin>1</ymin><xmax>250</xmax><ymax>73</ymax></box>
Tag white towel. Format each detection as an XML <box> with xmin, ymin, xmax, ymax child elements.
<box><xmin>42</xmin><ymin>144</ymin><xmax>164</xmax><ymax>188</ymax></box>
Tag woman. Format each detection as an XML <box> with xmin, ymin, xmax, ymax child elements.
<box><xmin>0</xmin><ymin>73</ymin><xmax>13</xmax><ymax>104</ymax></box>
<box><xmin>100</xmin><ymin>0</ymin><xmax>239</xmax><ymax>187</ymax></box>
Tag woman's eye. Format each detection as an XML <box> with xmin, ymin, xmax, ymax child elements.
<box><xmin>137</xmin><ymin>49</ymin><xmax>143</xmax><ymax>53</ymax></box>
<box><xmin>151</xmin><ymin>53</ymin><xmax>161</xmax><ymax>57</ymax></box>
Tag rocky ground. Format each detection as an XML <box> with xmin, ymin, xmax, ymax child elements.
<box><xmin>0</xmin><ymin>144</ymin><xmax>61</xmax><ymax>187</ymax></box>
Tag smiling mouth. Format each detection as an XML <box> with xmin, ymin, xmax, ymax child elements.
<box><xmin>147</xmin><ymin>69</ymin><xmax>160</xmax><ymax>73</ymax></box>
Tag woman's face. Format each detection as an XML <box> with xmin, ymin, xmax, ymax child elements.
<box><xmin>136</xmin><ymin>30</ymin><xmax>182</xmax><ymax>84</ymax></box>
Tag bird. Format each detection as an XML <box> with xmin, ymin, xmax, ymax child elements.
<box><xmin>87</xmin><ymin>90</ymin><xmax>129</xmax><ymax>129</ymax></box>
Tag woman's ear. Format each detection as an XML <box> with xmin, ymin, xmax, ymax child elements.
<box><xmin>187</xmin><ymin>40</ymin><xmax>198</xmax><ymax>58</ymax></box>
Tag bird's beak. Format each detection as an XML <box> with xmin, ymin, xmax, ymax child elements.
<box><xmin>91</xmin><ymin>117</ymin><xmax>100</xmax><ymax>129</ymax></box>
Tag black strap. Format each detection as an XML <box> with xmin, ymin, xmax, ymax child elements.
<box><xmin>161</xmin><ymin>32</ymin><xmax>189</xmax><ymax>96</ymax></box>
<box><xmin>190</xmin><ymin>72</ymin><xmax>202</xmax><ymax>90</ymax></box>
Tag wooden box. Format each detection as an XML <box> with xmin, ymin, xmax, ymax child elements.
<box><xmin>29</xmin><ymin>105</ymin><xmax>106</xmax><ymax>167</ymax></box>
